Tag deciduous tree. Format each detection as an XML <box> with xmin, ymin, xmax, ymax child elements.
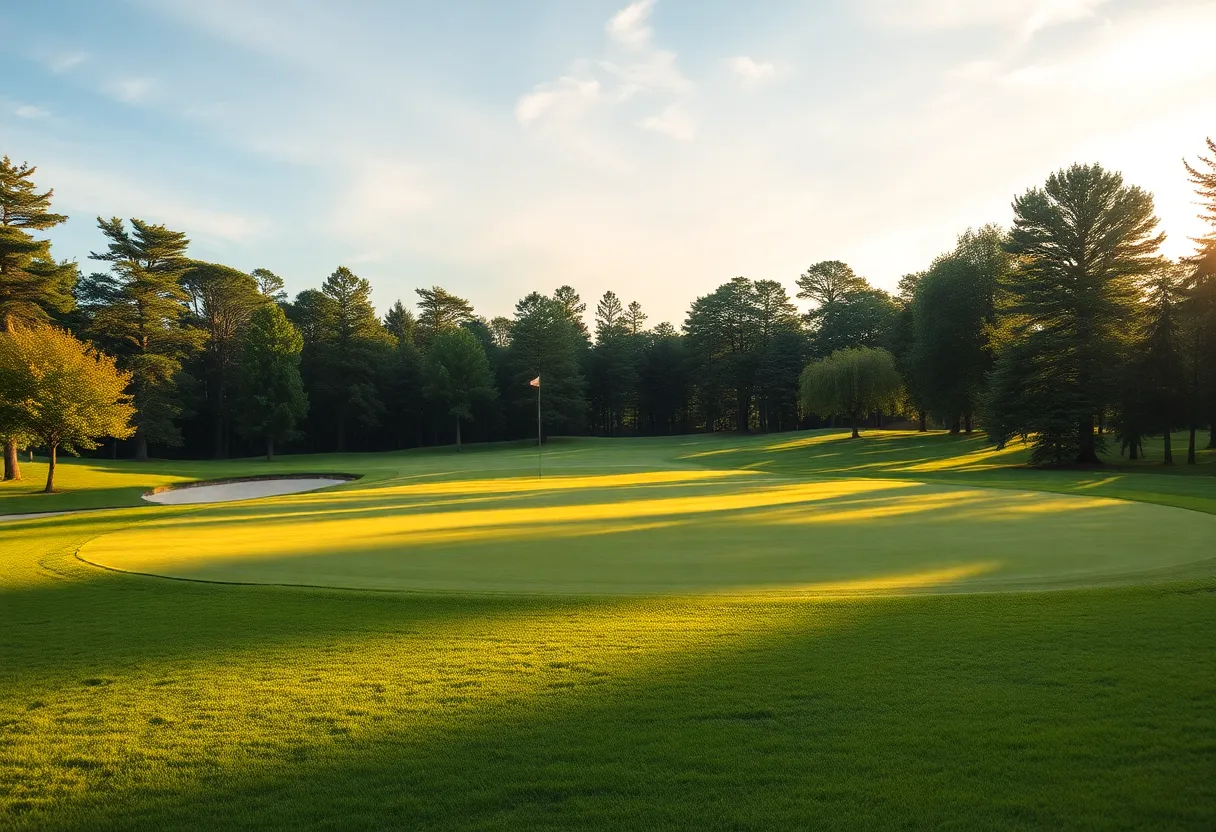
<box><xmin>0</xmin><ymin>326</ymin><xmax>134</xmax><ymax>492</ymax></box>
<box><xmin>799</xmin><ymin>347</ymin><xmax>902</xmax><ymax>438</ymax></box>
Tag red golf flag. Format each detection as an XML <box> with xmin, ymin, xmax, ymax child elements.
<box><xmin>529</xmin><ymin>376</ymin><xmax>540</xmax><ymax>388</ymax></box>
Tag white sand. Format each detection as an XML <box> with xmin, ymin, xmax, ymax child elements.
<box><xmin>0</xmin><ymin>510</ymin><xmax>83</xmax><ymax>523</ymax></box>
<box><xmin>143</xmin><ymin>477</ymin><xmax>347</xmax><ymax>505</ymax></box>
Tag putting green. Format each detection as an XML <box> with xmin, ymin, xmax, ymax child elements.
<box><xmin>77</xmin><ymin>465</ymin><xmax>1216</xmax><ymax>595</ymax></box>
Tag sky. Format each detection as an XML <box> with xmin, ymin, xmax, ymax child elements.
<box><xmin>4</xmin><ymin>0</ymin><xmax>1215</xmax><ymax>327</ymax></box>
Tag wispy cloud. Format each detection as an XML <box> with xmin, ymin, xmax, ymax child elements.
<box><xmin>606</xmin><ymin>0</ymin><xmax>656</xmax><ymax>49</ymax></box>
<box><xmin>15</xmin><ymin>104</ymin><xmax>50</xmax><ymax>119</ymax></box>
<box><xmin>516</xmin><ymin>76</ymin><xmax>601</xmax><ymax>125</ymax></box>
<box><xmin>516</xmin><ymin>0</ymin><xmax>695</xmax><ymax>149</ymax></box>
<box><xmin>48</xmin><ymin>51</ymin><xmax>87</xmax><ymax>73</ymax></box>
<box><xmin>104</xmin><ymin>76</ymin><xmax>158</xmax><ymax>105</ymax></box>
<box><xmin>639</xmin><ymin>103</ymin><xmax>695</xmax><ymax>140</ymax></box>
<box><xmin>728</xmin><ymin>56</ymin><xmax>777</xmax><ymax>88</ymax></box>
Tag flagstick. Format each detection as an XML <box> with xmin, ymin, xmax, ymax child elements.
<box><xmin>536</xmin><ymin>378</ymin><xmax>543</xmax><ymax>479</ymax></box>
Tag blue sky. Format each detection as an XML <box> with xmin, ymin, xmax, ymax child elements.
<box><xmin>4</xmin><ymin>0</ymin><xmax>1215</xmax><ymax>326</ymax></box>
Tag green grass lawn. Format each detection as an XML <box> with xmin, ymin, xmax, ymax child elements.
<box><xmin>2</xmin><ymin>430</ymin><xmax>1214</xmax><ymax>830</ymax></box>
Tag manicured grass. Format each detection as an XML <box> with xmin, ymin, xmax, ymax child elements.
<box><xmin>2</xmin><ymin>430</ymin><xmax>1214</xmax><ymax>829</ymax></box>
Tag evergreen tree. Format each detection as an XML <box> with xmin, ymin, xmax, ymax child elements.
<box><xmin>82</xmin><ymin>217</ymin><xmax>203</xmax><ymax>460</ymax></box>
<box><xmin>624</xmin><ymin>300</ymin><xmax>647</xmax><ymax>335</ymax></box>
<box><xmin>507</xmin><ymin>292</ymin><xmax>587</xmax><ymax>437</ymax></box>
<box><xmin>384</xmin><ymin>299</ymin><xmax>417</xmax><ymax>345</ymax></box>
<box><xmin>991</xmin><ymin>163</ymin><xmax>1162</xmax><ymax>464</ymax></box>
<box><xmin>422</xmin><ymin>327</ymin><xmax>496</xmax><ymax>450</ymax></box>
<box><xmin>234</xmin><ymin>304</ymin><xmax>308</xmax><ymax>461</ymax></box>
<box><xmin>1183</xmin><ymin>137</ymin><xmax>1216</xmax><ymax>449</ymax></box>
<box><xmin>317</xmin><ymin>267</ymin><xmax>394</xmax><ymax>451</ymax></box>
<box><xmin>684</xmin><ymin>277</ymin><xmax>763</xmax><ymax>432</ymax></box>
<box><xmin>414</xmin><ymin>286</ymin><xmax>473</xmax><ymax>346</ymax></box>
<box><xmin>908</xmin><ymin>225</ymin><xmax>1007</xmax><ymax>432</ymax></box>
<box><xmin>251</xmin><ymin>267</ymin><xmax>287</xmax><ymax>302</ymax></box>
<box><xmin>183</xmin><ymin>261</ymin><xmax>265</xmax><ymax>457</ymax></box>
<box><xmin>594</xmin><ymin>291</ymin><xmax>626</xmax><ymax>341</ymax></box>
<box><xmin>554</xmin><ymin>285</ymin><xmax>590</xmax><ymax>338</ymax></box>
<box><xmin>0</xmin><ymin>157</ymin><xmax>77</xmax><ymax>479</ymax></box>
<box><xmin>0</xmin><ymin>326</ymin><xmax>134</xmax><ymax>492</ymax></box>
<box><xmin>1137</xmin><ymin>263</ymin><xmax>1187</xmax><ymax>464</ymax></box>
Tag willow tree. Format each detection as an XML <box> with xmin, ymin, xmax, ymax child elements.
<box><xmin>989</xmin><ymin>164</ymin><xmax>1162</xmax><ymax>464</ymax></box>
<box><xmin>0</xmin><ymin>158</ymin><xmax>76</xmax><ymax>479</ymax></box>
<box><xmin>0</xmin><ymin>327</ymin><xmax>134</xmax><ymax>492</ymax></box>
<box><xmin>799</xmin><ymin>347</ymin><xmax>902</xmax><ymax>438</ymax></box>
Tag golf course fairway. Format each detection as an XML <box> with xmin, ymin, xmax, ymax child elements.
<box><xmin>80</xmin><ymin>471</ymin><xmax>1216</xmax><ymax>594</ymax></box>
<box><xmin>2</xmin><ymin>430</ymin><xmax>1214</xmax><ymax>830</ymax></box>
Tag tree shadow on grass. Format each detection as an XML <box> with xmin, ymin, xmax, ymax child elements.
<box><xmin>8</xmin><ymin>584</ymin><xmax>1216</xmax><ymax>831</ymax></box>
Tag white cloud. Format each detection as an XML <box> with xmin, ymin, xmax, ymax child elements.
<box><xmin>15</xmin><ymin>105</ymin><xmax>50</xmax><ymax>119</ymax></box>
<box><xmin>606</xmin><ymin>0</ymin><xmax>655</xmax><ymax>49</ymax></box>
<box><xmin>49</xmin><ymin>51</ymin><xmax>87</xmax><ymax>73</ymax></box>
<box><xmin>728</xmin><ymin>56</ymin><xmax>777</xmax><ymax>88</ymax></box>
<box><xmin>639</xmin><ymin>104</ymin><xmax>695</xmax><ymax>141</ymax></box>
<box><xmin>516</xmin><ymin>76</ymin><xmax>601</xmax><ymax>125</ymax></box>
<box><xmin>105</xmin><ymin>77</ymin><xmax>158</xmax><ymax>105</ymax></box>
<box><xmin>515</xmin><ymin>0</ymin><xmax>695</xmax><ymax>150</ymax></box>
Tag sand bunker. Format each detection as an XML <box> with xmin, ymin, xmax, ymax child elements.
<box><xmin>0</xmin><ymin>510</ymin><xmax>84</xmax><ymax>523</ymax></box>
<box><xmin>143</xmin><ymin>477</ymin><xmax>350</xmax><ymax>505</ymax></box>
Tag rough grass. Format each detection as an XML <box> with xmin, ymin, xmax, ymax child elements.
<box><xmin>1</xmin><ymin>429</ymin><xmax>1214</xmax><ymax>830</ymax></box>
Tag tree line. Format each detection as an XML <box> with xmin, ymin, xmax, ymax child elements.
<box><xmin>2</xmin><ymin>140</ymin><xmax>1215</xmax><ymax>489</ymax></box>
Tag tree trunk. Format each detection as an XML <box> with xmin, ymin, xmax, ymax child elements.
<box><xmin>964</xmin><ymin>413</ymin><xmax>973</xmax><ymax>434</ymax></box>
<box><xmin>1076</xmin><ymin>416</ymin><xmax>1100</xmax><ymax>464</ymax></box>
<box><xmin>134</xmin><ymin>432</ymin><xmax>149</xmax><ymax>462</ymax></box>
<box><xmin>918</xmin><ymin>410</ymin><xmax>927</xmax><ymax>432</ymax></box>
<box><xmin>266</xmin><ymin>435</ymin><xmax>274</xmax><ymax>462</ymax></box>
<box><xmin>850</xmin><ymin>411</ymin><xmax>860</xmax><ymax>439</ymax></box>
<box><xmin>949</xmin><ymin>417</ymin><xmax>960</xmax><ymax>435</ymax></box>
<box><xmin>1163</xmin><ymin>429</ymin><xmax>1173</xmax><ymax>466</ymax></box>
<box><xmin>455</xmin><ymin>417</ymin><xmax>462</xmax><ymax>452</ymax></box>
<box><xmin>43</xmin><ymin>443</ymin><xmax>57</xmax><ymax>493</ymax></box>
<box><xmin>336</xmin><ymin>415</ymin><xmax>346</xmax><ymax>453</ymax></box>
<box><xmin>1128</xmin><ymin>438</ymin><xmax>1139</xmax><ymax>460</ymax></box>
<box><xmin>736</xmin><ymin>393</ymin><xmax>749</xmax><ymax>434</ymax></box>
<box><xmin>3</xmin><ymin>439</ymin><xmax>20</xmax><ymax>480</ymax></box>
<box><xmin>1187</xmin><ymin>425</ymin><xmax>1196</xmax><ymax>465</ymax></box>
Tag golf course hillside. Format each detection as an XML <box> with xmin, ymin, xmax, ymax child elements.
<box><xmin>2</xmin><ymin>430</ymin><xmax>1215</xmax><ymax>830</ymax></box>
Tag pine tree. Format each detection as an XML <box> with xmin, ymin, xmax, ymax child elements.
<box><xmin>316</xmin><ymin>267</ymin><xmax>394</xmax><ymax>451</ymax></box>
<box><xmin>384</xmin><ymin>299</ymin><xmax>417</xmax><ymax>345</ymax></box>
<box><xmin>183</xmin><ymin>262</ymin><xmax>265</xmax><ymax>457</ymax></box>
<box><xmin>0</xmin><ymin>157</ymin><xmax>76</xmax><ymax>479</ymax></box>
<box><xmin>908</xmin><ymin>225</ymin><xmax>1007</xmax><ymax>432</ymax></box>
<box><xmin>1183</xmin><ymin>137</ymin><xmax>1216</xmax><ymax>449</ymax></box>
<box><xmin>624</xmin><ymin>301</ymin><xmax>647</xmax><ymax>335</ymax></box>
<box><xmin>251</xmin><ymin>267</ymin><xmax>287</xmax><ymax>302</ymax></box>
<box><xmin>234</xmin><ymin>304</ymin><xmax>308</xmax><ymax>460</ymax></box>
<box><xmin>422</xmin><ymin>327</ymin><xmax>496</xmax><ymax>450</ymax></box>
<box><xmin>414</xmin><ymin>286</ymin><xmax>473</xmax><ymax>347</ymax></box>
<box><xmin>82</xmin><ymin>218</ymin><xmax>203</xmax><ymax>461</ymax></box>
<box><xmin>993</xmin><ymin>163</ymin><xmax>1162</xmax><ymax>464</ymax></box>
<box><xmin>507</xmin><ymin>292</ymin><xmax>587</xmax><ymax>437</ymax></box>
